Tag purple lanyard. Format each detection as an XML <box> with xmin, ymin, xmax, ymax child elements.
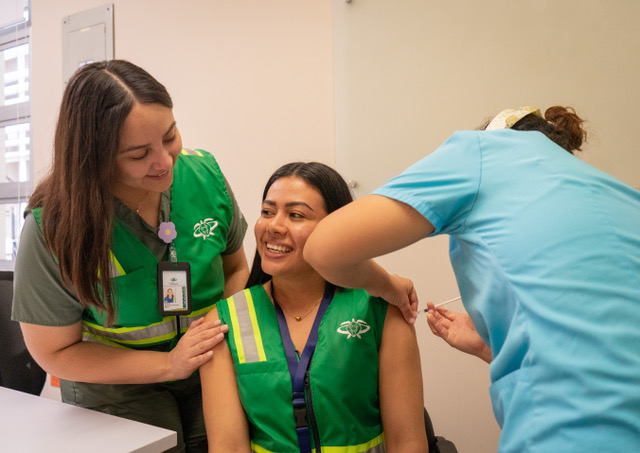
<box><xmin>272</xmin><ymin>282</ymin><xmax>335</xmax><ymax>453</ymax></box>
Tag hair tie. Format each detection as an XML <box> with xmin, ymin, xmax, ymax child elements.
<box><xmin>486</xmin><ymin>106</ymin><xmax>541</xmax><ymax>130</ymax></box>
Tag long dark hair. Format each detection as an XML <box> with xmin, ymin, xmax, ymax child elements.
<box><xmin>28</xmin><ymin>60</ymin><xmax>173</xmax><ymax>326</ymax></box>
<box><xmin>246</xmin><ymin>162</ymin><xmax>354</xmax><ymax>287</ymax></box>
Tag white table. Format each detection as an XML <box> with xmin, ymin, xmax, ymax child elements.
<box><xmin>0</xmin><ymin>386</ymin><xmax>177</xmax><ymax>452</ymax></box>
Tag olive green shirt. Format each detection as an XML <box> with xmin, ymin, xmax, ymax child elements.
<box><xmin>12</xmin><ymin>178</ymin><xmax>247</xmax><ymax>326</ymax></box>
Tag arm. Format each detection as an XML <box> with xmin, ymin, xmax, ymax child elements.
<box><xmin>222</xmin><ymin>245</ymin><xmax>250</xmax><ymax>298</ymax></box>
<box><xmin>305</xmin><ymin>195</ymin><xmax>435</xmax><ymax>323</ymax></box>
<box><xmin>15</xmin><ymin>213</ymin><xmax>228</xmax><ymax>384</ymax></box>
<box><xmin>200</xmin><ymin>308</ymin><xmax>250</xmax><ymax>452</ymax></box>
<box><xmin>379</xmin><ymin>304</ymin><xmax>428</xmax><ymax>452</ymax></box>
<box><xmin>21</xmin><ymin>317</ymin><xmax>228</xmax><ymax>384</ymax></box>
<box><xmin>426</xmin><ymin>302</ymin><xmax>492</xmax><ymax>363</ymax></box>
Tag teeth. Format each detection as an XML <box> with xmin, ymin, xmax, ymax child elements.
<box><xmin>267</xmin><ymin>243</ymin><xmax>292</xmax><ymax>253</ymax></box>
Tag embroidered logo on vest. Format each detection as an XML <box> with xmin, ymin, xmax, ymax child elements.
<box><xmin>193</xmin><ymin>218</ymin><xmax>219</xmax><ymax>240</ymax></box>
<box><xmin>337</xmin><ymin>319</ymin><xmax>371</xmax><ymax>339</ymax></box>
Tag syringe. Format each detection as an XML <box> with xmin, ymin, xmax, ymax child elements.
<box><xmin>420</xmin><ymin>296</ymin><xmax>461</xmax><ymax>313</ymax></box>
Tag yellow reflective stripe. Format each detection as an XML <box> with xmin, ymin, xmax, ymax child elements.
<box><xmin>227</xmin><ymin>294</ymin><xmax>247</xmax><ymax>364</ymax></box>
<box><xmin>250</xmin><ymin>432</ymin><xmax>385</xmax><ymax>453</ymax></box>
<box><xmin>181</xmin><ymin>148</ymin><xmax>204</xmax><ymax>156</ymax></box>
<box><xmin>82</xmin><ymin>317</ymin><xmax>177</xmax><ymax>346</ymax></box>
<box><xmin>245</xmin><ymin>290</ymin><xmax>266</xmax><ymax>362</ymax></box>
<box><xmin>321</xmin><ymin>433</ymin><xmax>386</xmax><ymax>452</ymax></box>
<box><xmin>82</xmin><ymin>304</ymin><xmax>215</xmax><ymax>346</ymax></box>
<box><xmin>250</xmin><ymin>443</ymin><xmax>275</xmax><ymax>453</ymax></box>
<box><xmin>228</xmin><ymin>289</ymin><xmax>266</xmax><ymax>363</ymax></box>
<box><xmin>109</xmin><ymin>250</ymin><xmax>126</xmax><ymax>276</ymax></box>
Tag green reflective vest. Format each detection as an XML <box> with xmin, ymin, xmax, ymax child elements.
<box><xmin>32</xmin><ymin>149</ymin><xmax>232</xmax><ymax>352</ymax></box>
<box><xmin>217</xmin><ymin>285</ymin><xmax>388</xmax><ymax>453</ymax></box>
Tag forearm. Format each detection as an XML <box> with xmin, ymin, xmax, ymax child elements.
<box><xmin>477</xmin><ymin>343</ymin><xmax>492</xmax><ymax>364</ymax></box>
<box><xmin>32</xmin><ymin>340</ymin><xmax>174</xmax><ymax>384</ymax></box>
<box><xmin>313</xmin><ymin>256</ymin><xmax>392</xmax><ymax>296</ymax></box>
<box><xmin>22</xmin><ymin>317</ymin><xmax>223</xmax><ymax>385</ymax></box>
<box><xmin>305</xmin><ymin>194</ymin><xmax>433</xmax><ymax>292</ymax></box>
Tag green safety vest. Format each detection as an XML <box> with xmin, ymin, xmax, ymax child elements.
<box><xmin>32</xmin><ymin>149</ymin><xmax>232</xmax><ymax>352</ymax></box>
<box><xmin>217</xmin><ymin>285</ymin><xmax>388</xmax><ymax>453</ymax></box>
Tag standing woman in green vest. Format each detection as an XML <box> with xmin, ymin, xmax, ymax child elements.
<box><xmin>200</xmin><ymin>162</ymin><xmax>427</xmax><ymax>452</ymax></box>
<box><xmin>11</xmin><ymin>60</ymin><xmax>249</xmax><ymax>452</ymax></box>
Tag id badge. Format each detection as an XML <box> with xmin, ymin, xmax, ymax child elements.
<box><xmin>157</xmin><ymin>261</ymin><xmax>193</xmax><ymax>316</ymax></box>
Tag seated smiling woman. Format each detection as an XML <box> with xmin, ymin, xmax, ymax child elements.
<box><xmin>200</xmin><ymin>162</ymin><xmax>428</xmax><ymax>453</ymax></box>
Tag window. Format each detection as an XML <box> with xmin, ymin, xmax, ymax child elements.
<box><xmin>0</xmin><ymin>1</ymin><xmax>30</xmax><ymax>263</ymax></box>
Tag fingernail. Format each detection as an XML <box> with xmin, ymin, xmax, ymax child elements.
<box><xmin>212</xmin><ymin>319</ymin><xmax>222</xmax><ymax>326</ymax></box>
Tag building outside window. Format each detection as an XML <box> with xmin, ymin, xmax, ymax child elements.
<box><xmin>0</xmin><ymin>0</ymin><xmax>31</xmax><ymax>264</ymax></box>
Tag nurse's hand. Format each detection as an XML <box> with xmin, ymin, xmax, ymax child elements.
<box><xmin>426</xmin><ymin>302</ymin><xmax>492</xmax><ymax>363</ymax></box>
<box><xmin>167</xmin><ymin>318</ymin><xmax>229</xmax><ymax>380</ymax></box>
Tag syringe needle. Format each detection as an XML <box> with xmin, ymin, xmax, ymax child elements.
<box><xmin>421</xmin><ymin>296</ymin><xmax>461</xmax><ymax>313</ymax></box>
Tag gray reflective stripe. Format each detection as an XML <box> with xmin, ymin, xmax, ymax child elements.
<box><xmin>108</xmin><ymin>260</ymin><xmax>122</xmax><ymax>277</ymax></box>
<box><xmin>368</xmin><ymin>443</ymin><xmax>386</xmax><ymax>453</ymax></box>
<box><xmin>230</xmin><ymin>290</ymin><xmax>265</xmax><ymax>363</ymax></box>
<box><xmin>83</xmin><ymin>319</ymin><xmax>176</xmax><ymax>344</ymax></box>
<box><xmin>183</xmin><ymin>312</ymin><xmax>207</xmax><ymax>328</ymax></box>
<box><xmin>82</xmin><ymin>311</ymin><xmax>208</xmax><ymax>345</ymax></box>
<box><xmin>181</xmin><ymin>148</ymin><xmax>201</xmax><ymax>156</ymax></box>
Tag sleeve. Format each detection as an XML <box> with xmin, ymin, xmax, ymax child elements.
<box><xmin>222</xmin><ymin>176</ymin><xmax>248</xmax><ymax>255</ymax></box>
<box><xmin>372</xmin><ymin>130</ymin><xmax>482</xmax><ymax>235</ymax></box>
<box><xmin>11</xmin><ymin>213</ymin><xmax>85</xmax><ymax>326</ymax></box>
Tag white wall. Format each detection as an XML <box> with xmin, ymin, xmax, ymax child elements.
<box><xmin>31</xmin><ymin>0</ymin><xmax>336</xmax><ymax>259</ymax></box>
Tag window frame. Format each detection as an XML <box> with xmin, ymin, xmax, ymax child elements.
<box><xmin>0</xmin><ymin>8</ymin><xmax>32</xmax><ymax>263</ymax></box>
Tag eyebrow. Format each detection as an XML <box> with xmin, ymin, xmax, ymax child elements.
<box><xmin>263</xmin><ymin>200</ymin><xmax>315</xmax><ymax>211</ymax></box>
<box><xmin>121</xmin><ymin>121</ymin><xmax>177</xmax><ymax>153</ymax></box>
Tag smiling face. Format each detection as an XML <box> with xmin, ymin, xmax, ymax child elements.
<box><xmin>255</xmin><ymin>176</ymin><xmax>328</xmax><ymax>279</ymax></box>
<box><xmin>112</xmin><ymin>102</ymin><xmax>183</xmax><ymax>202</ymax></box>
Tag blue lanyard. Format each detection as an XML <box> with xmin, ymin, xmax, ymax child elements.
<box><xmin>272</xmin><ymin>282</ymin><xmax>335</xmax><ymax>453</ymax></box>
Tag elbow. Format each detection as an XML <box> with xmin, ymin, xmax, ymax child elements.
<box><xmin>303</xmin><ymin>230</ymin><xmax>333</xmax><ymax>276</ymax></box>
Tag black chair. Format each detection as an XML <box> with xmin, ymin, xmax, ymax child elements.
<box><xmin>0</xmin><ymin>270</ymin><xmax>46</xmax><ymax>395</ymax></box>
<box><xmin>425</xmin><ymin>407</ymin><xmax>458</xmax><ymax>453</ymax></box>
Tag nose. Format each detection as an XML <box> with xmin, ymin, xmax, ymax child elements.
<box><xmin>266</xmin><ymin>214</ymin><xmax>287</xmax><ymax>235</ymax></box>
<box><xmin>151</xmin><ymin>144</ymin><xmax>177</xmax><ymax>168</ymax></box>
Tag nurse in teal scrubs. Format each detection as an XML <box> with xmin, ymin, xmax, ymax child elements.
<box><xmin>305</xmin><ymin>106</ymin><xmax>640</xmax><ymax>453</ymax></box>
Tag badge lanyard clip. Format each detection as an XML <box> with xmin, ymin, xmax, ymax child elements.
<box><xmin>273</xmin><ymin>282</ymin><xmax>335</xmax><ymax>453</ymax></box>
<box><xmin>157</xmin><ymin>222</ymin><xmax>192</xmax><ymax>340</ymax></box>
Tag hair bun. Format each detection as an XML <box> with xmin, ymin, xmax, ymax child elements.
<box><xmin>544</xmin><ymin>106</ymin><xmax>586</xmax><ymax>152</ymax></box>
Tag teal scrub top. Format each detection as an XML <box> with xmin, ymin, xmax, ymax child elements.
<box><xmin>374</xmin><ymin>130</ymin><xmax>640</xmax><ymax>452</ymax></box>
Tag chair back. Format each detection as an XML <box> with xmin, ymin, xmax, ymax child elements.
<box><xmin>0</xmin><ymin>270</ymin><xmax>46</xmax><ymax>394</ymax></box>
<box><xmin>424</xmin><ymin>407</ymin><xmax>459</xmax><ymax>453</ymax></box>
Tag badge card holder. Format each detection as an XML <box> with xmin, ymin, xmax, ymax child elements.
<box><xmin>157</xmin><ymin>222</ymin><xmax>191</xmax><ymax>340</ymax></box>
<box><xmin>157</xmin><ymin>261</ymin><xmax>193</xmax><ymax>317</ymax></box>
